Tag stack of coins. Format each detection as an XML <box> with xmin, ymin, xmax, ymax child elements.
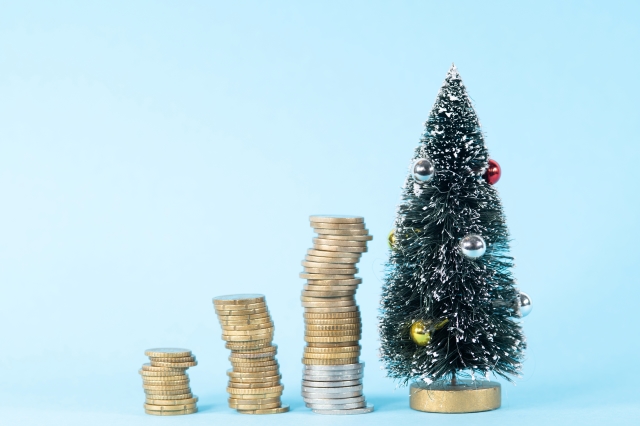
<box><xmin>300</xmin><ymin>215</ymin><xmax>374</xmax><ymax>414</ymax></box>
<box><xmin>139</xmin><ymin>348</ymin><xmax>198</xmax><ymax>416</ymax></box>
<box><xmin>213</xmin><ymin>294</ymin><xmax>289</xmax><ymax>415</ymax></box>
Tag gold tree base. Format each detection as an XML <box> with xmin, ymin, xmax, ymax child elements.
<box><xmin>409</xmin><ymin>379</ymin><xmax>501</xmax><ymax>413</ymax></box>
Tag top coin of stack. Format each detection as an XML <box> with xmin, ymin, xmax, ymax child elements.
<box><xmin>213</xmin><ymin>294</ymin><xmax>289</xmax><ymax>415</ymax></box>
<box><xmin>139</xmin><ymin>348</ymin><xmax>198</xmax><ymax>416</ymax></box>
<box><xmin>300</xmin><ymin>215</ymin><xmax>374</xmax><ymax>414</ymax></box>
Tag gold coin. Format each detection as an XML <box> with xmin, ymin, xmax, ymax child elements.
<box><xmin>139</xmin><ymin>369</ymin><xmax>189</xmax><ymax>378</ymax></box>
<box><xmin>231</xmin><ymin>365</ymin><xmax>280</xmax><ymax>373</ymax></box>
<box><xmin>229</xmin><ymin>397</ymin><xmax>281</xmax><ymax>405</ymax></box>
<box><xmin>215</xmin><ymin>307</ymin><xmax>269</xmax><ymax>316</ymax></box>
<box><xmin>301</xmin><ymin>290</ymin><xmax>356</xmax><ymax>298</ymax></box>
<box><xmin>230</xmin><ymin>360</ymin><xmax>278</xmax><ymax>368</ymax></box>
<box><xmin>144</xmin><ymin>403</ymin><xmax>197</xmax><ymax>411</ymax></box>
<box><xmin>305</xmin><ymin>319</ymin><xmax>361</xmax><ymax>327</ymax></box>
<box><xmin>143</xmin><ymin>383</ymin><xmax>191</xmax><ymax>391</ymax></box>
<box><xmin>305</xmin><ymin>277</ymin><xmax>362</xmax><ymax>285</ymax></box>
<box><xmin>228</xmin><ymin>353</ymin><xmax>277</xmax><ymax>361</ymax></box>
<box><xmin>228</xmin><ymin>380</ymin><xmax>281</xmax><ymax>389</ymax></box>
<box><xmin>300</xmin><ymin>273</ymin><xmax>355</xmax><ymax>280</ymax></box>
<box><xmin>302</xmin><ymin>357</ymin><xmax>359</xmax><ymax>365</ymax></box>
<box><xmin>148</xmin><ymin>356</ymin><xmax>195</xmax><ymax>363</ymax></box>
<box><xmin>304</xmin><ymin>311</ymin><xmax>360</xmax><ymax>319</ymax></box>
<box><xmin>219</xmin><ymin>318</ymin><xmax>273</xmax><ymax>326</ymax></box>
<box><xmin>223</xmin><ymin>333</ymin><xmax>274</xmax><ymax>342</ymax></box>
<box><xmin>302</xmin><ymin>261</ymin><xmax>358</xmax><ymax>269</ymax></box>
<box><xmin>304</xmin><ymin>345</ymin><xmax>361</xmax><ymax>353</ymax></box>
<box><xmin>227</xmin><ymin>369</ymin><xmax>281</xmax><ymax>379</ymax></box>
<box><xmin>145</xmin><ymin>407</ymin><xmax>197</xmax><ymax>416</ymax></box>
<box><xmin>144</xmin><ymin>348</ymin><xmax>191</xmax><ymax>358</ymax></box>
<box><xmin>306</xmin><ymin>341</ymin><xmax>358</xmax><ymax>347</ymax></box>
<box><xmin>301</xmin><ymin>301</ymin><xmax>356</xmax><ymax>309</ymax></box>
<box><xmin>314</xmin><ymin>227</ymin><xmax>370</xmax><ymax>235</ymax></box>
<box><xmin>237</xmin><ymin>404</ymin><xmax>290</xmax><ymax>414</ymax></box>
<box><xmin>305</xmin><ymin>324</ymin><xmax>361</xmax><ymax>331</ymax></box>
<box><xmin>302</xmin><ymin>267</ymin><xmax>358</xmax><ymax>274</ymax></box>
<box><xmin>221</xmin><ymin>323</ymin><xmax>275</xmax><ymax>331</ymax></box>
<box><xmin>214</xmin><ymin>301</ymin><xmax>267</xmax><ymax>310</ymax></box>
<box><xmin>145</xmin><ymin>396</ymin><xmax>198</xmax><ymax>405</ymax></box>
<box><xmin>305</xmin><ymin>335</ymin><xmax>361</xmax><ymax>343</ymax></box>
<box><xmin>313</xmin><ymin>244</ymin><xmax>367</xmax><ymax>253</ymax></box>
<box><xmin>228</xmin><ymin>374</ymin><xmax>282</xmax><ymax>382</ymax></box>
<box><xmin>307</xmin><ymin>249</ymin><xmax>361</xmax><ymax>259</ymax></box>
<box><xmin>145</xmin><ymin>389</ymin><xmax>193</xmax><ymax>396</ymax></box>
<box><xmin>305</xmin><ymin>255</ymin><xmax>360</xmax><ymax>264</ymax></box>
<box><xmin>316</xmin><ymin>234</ymin><xmax>373</xmax><ymax>241</ymax></box>
<box><xmin>143</xmin><ymin>379</ymin><xmax>190</xmax><ymax>387</ymax></box>
<box><xmin>216</xmin><ymin>311</ymin><xmax>271</xmax><ymax>319</ymax></box>
<box><xmin>222</xmin><ymin>326</ymin><xmax>274</xmax><ymax>335</ymax></box>
<box><xmin>305</xmin><ymin>329</ymin><xmax>361</xmax><ymax>337</ymax></box>
<box><xmin>228</xmin><ymin>345</ymin><xmax>277</xmax><ymax>355</ymax></box>
<box><xmin>303</xmin><ymin>351</ymin><xmax>361</xmax><ymax>359</ymax></box>
<box><xmin>309</xmin><ymin>215</ymin><xmax>364</xmax><ymax>224</ymax></box>
<box><xmin>213</xmin><ymin>294</ymin><xmax>265</xmax><ymax>305</ymax></box>
<box><xmin>225</xmin><ymin>340</ymin><xmax>273</xmax><ymax>350</ymax></box>
<box><xmin>227</xmin><ymin>385</ymin><xmax>283</xmax><ymax>395</ymax></box>
<box><xmin>230</xmin><ymin>402</ymin><xmax>281</xmax><ymax>410</ymax></box>
<box><xmin>141</xmin><ymin>363</ymin><xmax>188</xmax><ymax>372</ymax></box>
<box><xmin>229</xmin><ymin>392</ymin><xmax>283</xmax><ymax>401</ymax></box>
<box><xmin>301</xmin><ymin>295</ymin><xmax>353</xmax><ymax>302</ymax></box>
<box><xmin>304</xmin><ymin>306</ymin><xmax>359</xmax><ymax>313</ymax></box>
<box><xmin>142</xmin><ymin>392</ymin><xmax>193</xmax><ymax>400</ymax></box>
<box><xmin>303</xmin><ymin>285</ymin><xmax>359</xmax><ymax>292</ymax></box>
<box><xmin>150</xmin><ymin>360</ymin><xmax>197</xmax><ymax>368</ymax></box>
<box><xmin>313</xmin><ymin>238</ymin><xmax>368</xmax><ymax>247</ymax></box>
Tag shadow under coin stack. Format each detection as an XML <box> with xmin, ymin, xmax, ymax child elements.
<box><xmin>213</xmin><ymin>294</ymin><xmax>289</xmax><ymax>415</ymax></box>
<box><xmin>140</xmin><ymin>348</ymin><xmax>198</xmax><ymax>416</ymax></box>
<box><xmin>300</xmin><ymin>215</ymin><xmax>374</xmax><ymax>414</ymax></box>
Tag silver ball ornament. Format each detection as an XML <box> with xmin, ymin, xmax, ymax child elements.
<box><xmin>460</xmin><ymin>234</ymin><xmax>486</xmax><ymax>258</ymax></box>
<box><xmin>411</xmin><ymin>158</ymin><xmax>435</xmax><ymax>182</ymax></box>
<box><xmin>518</xmin><ymin>292</ymin><xmax>532</xmax><ymax>317</ymax></box>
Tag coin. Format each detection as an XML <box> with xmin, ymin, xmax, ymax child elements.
<box><xmin>304</xmin><ymin>345</ymin><xmax>361</xmax><ymax>353</ymax></box>
<box><xmin>225</xmin><ymin>340</ymin><xmax>273</xmax><ymax>350</ymax></box>
<box><xmin>301</xmin><ymin>301</ymin><xmax>356</xmax><ymax>308</ymax></box>
<box><xmin>230</xmin><ymin>360</ymin><xmax>278</xmax><ymax>368</ymax></box>
<box><xmin>305</xmin><ymin>363</ymin><xmax>364</xmax><ymax>370</ymax></box>
<box><xmin>214</xmin><ymin>301</ymin><xmax>267</xmax><ymax>310</ymax></box>
<box><xmin>143</xmin><ymin>379</ymin><xmax>190</xmax><ymax>386</ymax></box>
<box><xmin>314</xmin><ymin>228</ymin><xmax>370</xmax><ymax>235</ymax></box>
<box><xmin>301</xmin><ymin>391</ymin><xmax>361</xmax><ymax>399</ymax></box>
<box><xmin>305</xmin><ymin>278</ymin><xmax>362</xmax><ymax>285</ymax></box>
<box><xmin>312</xmin><ymin>405</ymin><xmax>374</xmax><ymax>415</ymax></box>
<box><xmin>302</xmin><ymin>351</ymin><xmax>361</xmax><ymax>359</ymax></box>
<box><xmin>302</xmin><ymin>358</ymin><xmax>359</xmax><ymax>365</ymax></box>
<box><xmin>139</xmin><ymin>369</ymin><xmax>189</xmax><ymax>378</ymax></box>
<box><xmin>302</xmin><ymin>267</ymin><xmax>358</xmax><ymax>274</ymax></box>
<box><xmin>231</xmin><ymin>366</ymin><xmax>280</xmax><ymax>374</ymax></box>
<box><xmin>220</xmin><ymin>318</ymin><xmax>273</xmax><ymax>326</ymax></box>
<box><xmin>151</xmin><ymin>360</ymin><xmax>197</xmax><ymax>368</ymax></box>
<box><xmin>213</xmin><ymin>294</ymin><xmax>265</xmax><ymax>305</ymax></box>
<box><xmin>222</xmin><ymin>323</ymin><xmax>275</xmax><ymax>331</ymax></box>
<box><xmin>305</xmin><ymin>324</ymin><xmax>360</xmax><ymax>331</ymax></box>
<box><xmin>302</xmin><ymin>379</ymin><xmax>362</xmax><ymax>387</ymax></box>
<box><xmin>228</xmin><ymin>392</ymin><xmax>283</xmax><ymax>401</ymax></box>
<box><xmin>300</xmin><ymin>273</ymin><xmax>355</xmax><ymax>280</ymax></box>
<box><xmin>304</xmin><ymin>329</ymin><xmax>360</xmax><ymax>337</ymax></box>
<box><xmin>216</xmin><ymin>307</ymin><xmax>269</xmax><ymax>316</ymax></box>
<box><xmin>227</xmin><ymin>370</ymin><xmax>281</xmax><ymax>379</ymax></box>
<box><xmin>313</xmin><ymin>244</ymin><xmax>367</xmax><ymax>253</ymax></box>
<box><xmin>317</xmin><ymin>234</ymin><xmax>373</xmax><ymax>241</ymax></box>
<box><xmin>302</xmin><ymin>261</ymin><xmax>359</xmax><ymax>269</ymax></box>
<box><xmin>301</xmin><ymin>290</ymin><xmax>356</xmax><ymax>298</ymax></box>
<box><xmin>141</xmin><ymin>363</ymin><xmax>187</xmax><ymax>372</ymax></box>
<box><xmin>309</xmin><ymin>215</ymin><xmax>364</xmax><ymax>224</ymax></box>
<box><xmin>228</xmin><ymin>380</ymin><xmax>281</xmax><ymax>389</ymax></box>
<box><xmin>305</xmin><ymin>334</ymin><xmax>362</xmax><ymax>342</ymax></box>
<box><xmin>222</xmin><ymin>326</ymin><xmax>274</xmax><ymax>335</ymax></box>
<box><xmin>303</xmin><ymin>373</ymin><xmax>363</xmax><ymax>382</ymax></box>
<box><xmin>307</xmin><ymin>249</ymin><xmax>361</xmax><ymax>259</ymax></box>
<box><xmin>227</xmin><ymin>385</ymin><xmax>284</xmax><ymax>395</ymax></box>
<box><xmin>237</xmin><ymin>405</ymin><xmax>290</xmax><ymax>414</ymax></box>
<box><xmin>217</xmin><ymin>312</ymin><xmax>271</xmax><ymax>320</ymax></box>
<box><xmin>145</xmin><ymin>396</ymin><xmax>198</xmax><ymax>405</ymax></box>
<box><xmin>143</xmin><ymin>383</ymin><xmax>191</xmax><ymax>391</ymax></box>
<box><xmin>228</xmin><ymin>374</ymin><xmax>282</xmax><ymax>383</ymax></box>
<box><xmin>228</xmin><ymin>397</ymin><xmax>281</xmax><ymax>405</ymax></box>
<box><xmin>304</xmin><ymin>306</ymin><xmax>359</xmax><ymax>313</ymax></box>
<box><xmin>144</xmin><ymin>402</ymin><xmax>197</xmax><ymax>411</ymax></box>
<box><xmin>144</xmin><ymin>348</ymin><xmax>191</xmax><ymax>358</ymax></box>
<box><xmin>305</xmin><ymin>255</ymin><xmax>360</xmax><ymax>264</ymax></box>
<box><xmin>144</xmin><ymin>388</ymin><xmax>192</xmax><ymax>396</ymax></box>
<box><xmin>148</xmin><ymin>356</ymin><xmax>195</xmax><ymax>363</ymax></box>
<box><xmin>313</xmin><ymin>238</ymin><xmax>368</xmax><ymax>247</ymax></box>
<box><xmin>223</xmin><ymin>333</ymin><xmax>274</xmax><ymax>342</ymax></box>
<box><xmin>304</xmin><ymin>395</ymin><xmax>364</xmax><ymax>404</ymax></box>
<box><xmin>231</xmin><ymin>402</ymin><xmax>281</xmax><ymax>410</ymax></box>
<box><xmin>145</xmin><ymin>407</ymin><xmax>198</xmax><ymax>416</ymax></box>
<box><xmin>304</xmin><ymin>311</ymin><xmax>360</xmax><ymax>319</ymax></box>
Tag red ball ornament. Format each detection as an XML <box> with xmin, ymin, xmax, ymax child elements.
<box><xmin>483</xmin><ymin>159</ymin><xmax>501</xmax><ymax>185</ymax></box>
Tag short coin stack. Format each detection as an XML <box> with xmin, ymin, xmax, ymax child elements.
<box><xmin>300</xmin><ymin>215</ymin><xmax>374</xmax><ymax>414</ymax></box>
<box><xmin>213</xmin><ymin>294</ymin><xmax>289</xmax><ymax>415</ymax></box>
<box><xmin>139</xmin><ymin>348</ymin><xmax>198</xmax><ymax>416</ymax></box>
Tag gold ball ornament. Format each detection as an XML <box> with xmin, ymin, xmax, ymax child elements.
<box><xmin>387</xmin><ymin>229</ymin><xmax>395</xmax><ymax>249</ymax></box>
<box><xmin>410</xmin><ymin>321</ymin><xmax>431</xmax><ymax>346</ymax></box>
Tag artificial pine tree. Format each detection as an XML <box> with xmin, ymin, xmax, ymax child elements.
<box><xmin>379</xmin><ymin>65</ymin><xmax>529</xmax><ymax>412</ymax></box>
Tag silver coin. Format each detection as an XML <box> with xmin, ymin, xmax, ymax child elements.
<box><xmin>303</xmin><ymin>369</ymin><xmax>363</xmax><ymax>377</ymax></box>
<box><xmin>303</xmin><ymin>374</ymin><xmax>363</xmax><ymax>382</ymax></box>
<box><xmin>302</xmin><ymin>379</ymin><xmax>362</xmax><ymax>388</ymax></box>
<box><xmin>312</xmin><ymin>404</ymin><xmax>374</xmax><ymax>415</ymax></box>
<box><xmin>301</xmin><ymin>391</ymin><xmax>362</xmax><ymax>399</ymax></box>
<box><xmin>302</xmin><ymin>385</ymin><xmax>362</xmax><ymax>393</ymax></box>
<box><xmin>304</xmin><ymin>363</ymin><xmax>364</xmax><ymax>371</ymax></box>
<box><xmin>303</xmin><ymin>396</ymin><xmax>365</xmax><ymax>404</ymax></box>
<box><xmin>306</xmin><ymin>401</ymin><xmax>367</xmax><ymax>410</ymax></box>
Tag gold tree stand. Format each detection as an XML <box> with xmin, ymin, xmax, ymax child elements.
<box><xmin>409</xmin><ymin>378</ymin><xmax>501</xmax><ymax>413</ymax></box>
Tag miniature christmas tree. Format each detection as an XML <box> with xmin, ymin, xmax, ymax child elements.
<box><xmin>379</xmin><ymin>65</ymin><xmax>529</xmax><ymax>394</ymax></box>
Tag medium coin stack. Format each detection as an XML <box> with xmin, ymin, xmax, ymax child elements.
<box><xmin>213</xmin><ymin>294</ymin><xmax>289</xmax><ymax>415</ymax></box>
<box><xmin>139</xmin><ymin>348</ymin><xmax>198</xmax><ymax>416</ymax></box>
<box><xmin>300</xmin><ymin>215</ymin><xmax>374</xmax><ymax>414</ymax></box>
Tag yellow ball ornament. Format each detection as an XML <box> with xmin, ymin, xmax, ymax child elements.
<box><xmin>388</xmin><ymin>229</ymin><xmax>396</xmax><ymax>249</ymax></box>
<box><xmin>410</xmin><ymin>321</ymin><xmax>431</xmax><ymax>346</ymax></box>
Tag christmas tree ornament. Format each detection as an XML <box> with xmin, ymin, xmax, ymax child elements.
<box><xmin>483</xmin><ymin>159</ymin><xmax>501</xmax><ymax>185</ymax></box>
<box><xmin>411</xmin><ymin>158</ymin><xmax>435</xmax><ymax>182</ymax></box>
<box><xmin>387</xmin><ymin>230</ymin><xmax>396</xmax><ymax>249</ymax></box>
<box><xmin>460</xmin><ymin>234</ymin><xmax>486</xmax><ymax>259</ymax></box>
<box><xmin>379</xmin><ymin>65</ymin><xmax>526</xmax><ymax>414</ymax></box>
<box><xmin>518</xmin><ymin>292</ymin><xmax>532</xmax><ymax>317</ymax></box>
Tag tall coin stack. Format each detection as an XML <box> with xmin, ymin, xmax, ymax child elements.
<box><xmin>139</xmin><ymin>348</ymin><xmax>198</xmax><ymax>416</ymax></box>
<box><xmin>213</xmin><ymin>294</ymin><xmax>289</xmax><ymax>414</ymax></box>
<box><xmin>300</xmin><ymin>215</ymin><xmax>374</xmax><ymax>414</ymax></box>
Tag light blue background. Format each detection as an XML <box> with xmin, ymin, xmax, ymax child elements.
<box><xmin>1</xmin><ymin>1</ymin><xmax>639</xmax><ymax>424</ymax></box>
